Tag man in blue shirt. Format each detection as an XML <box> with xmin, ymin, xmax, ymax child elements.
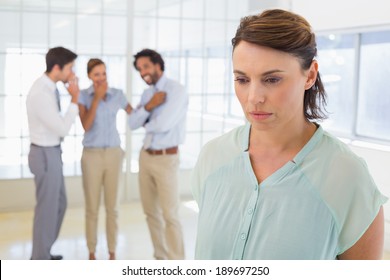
<box><xmin>128</xmin><ymin>49</ymin><xmax>188</xmax><ymax>260</ymax></box>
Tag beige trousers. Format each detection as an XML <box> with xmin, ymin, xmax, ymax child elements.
<box><xmin>81</xmin><ymin>147</ymin><xmax>123</xmax><ymax>254</ymax></box>
<box><xmin>139</xmin><ymin>149</ymin><xmax>185</xmax><ymax>259</ymax></box>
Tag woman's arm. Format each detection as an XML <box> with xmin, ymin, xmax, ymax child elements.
<box><xmin>338</xmin><ymin>206</ymin><xmax>385</xmax><ymax>260</ymax></box>
<box><xmin>79</xmin><ymin>100</ymin><xmax>99</xmax><ymax>131</ymax></box>
<box><xmin>79</xmin><ymin>82</ymin><xmax>106</xmax><ymax>131</ymax></box>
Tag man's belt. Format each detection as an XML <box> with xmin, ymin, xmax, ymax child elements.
<box><xmin>146</xmin><ymin>146</ymin><xmax>178</xmax><ymax>155</ymax></box>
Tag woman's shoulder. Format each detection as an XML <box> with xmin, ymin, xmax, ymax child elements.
<box><xmin>192</xmin><ymin>124</ymin><xmax>248</xmax><ymax>200</ymax></box>
<box><xmin>316</xmin><ymin>130</ymin><xmax>364</xmax><ymax>168</ymax></box>
<box><xmin>80</xmin><ymin>85</ymin><xmax>94</xmax><ymax>96</ymax></box>
<box><xmin>79</xmin><ymin>87</ymin><xmax>90</xmax><ymax>94</ymax></box>
<box><xmin>308</xmin><ymin>128</ymin><xmax>376</xmax><ymax>198</ymax></box>
<box><xmin>302</xmin><ymin>127</ymin><xmax>375</xmax><ymax>200</ymax></box>
<box><xmin>107</xmin><ymin>87</ymin><xmax>124</xmax><ymax>95</ymax></box>
<box><xmin>79</xmin><ymin>87</ymin><xmax>92</xmax><ymax>105</ymax></box>
<box><xmin>196</xmin><ymin>124</ymin><xmax>248</xmax><ymax>171</ymax></box>
<box><xmin>201</xmin><ymin>124</ymin><xmax>247</xmax><ymax>154</ymax></box>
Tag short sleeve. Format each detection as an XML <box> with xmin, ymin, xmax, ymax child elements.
<box><xmin>325</xmin><ymin>154</ymin><xmax>388</xmax><ymax>254</ymax></box>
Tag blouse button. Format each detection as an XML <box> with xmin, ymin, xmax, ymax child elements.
<box><xmin>240</xmin><ymin>233</ymin><xmax>246</xmax><ymax>240</ymax></box>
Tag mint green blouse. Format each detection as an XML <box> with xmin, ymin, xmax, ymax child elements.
<box><xmin>191</xmin><ymin>124</ymin><xmax>388</xmax><ymax>259</ymax></box>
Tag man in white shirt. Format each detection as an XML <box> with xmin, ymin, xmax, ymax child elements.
<box><xmin>26</xmin><ymin>47</ymin><xmax>80</xmax><ymax>260</ymax></box>
<box><xmin>128</xmin><ymin>49</ymin><xmax>188</xmax><ymax>259</ymax></box>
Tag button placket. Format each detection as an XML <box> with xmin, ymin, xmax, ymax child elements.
<box><xmin>232</xmin><ymin>183</ymin><xmax>260</xmax><ymax>259</ymax></box>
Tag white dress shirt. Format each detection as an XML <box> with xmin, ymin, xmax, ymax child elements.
<box><xmin>26</xmin><ymin>74</ymin><xmax>79</xmax><ymax>146</ymax></box>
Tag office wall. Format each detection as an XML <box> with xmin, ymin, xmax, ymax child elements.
<box><xmin>293</xmin><ymin>0</ymin><xmax>390</xmax><ymax>31</ymax></box>
<box><xmin>248</xmin><ymin>0</ymin><xmax>390</xmax><ymax>31</ymax></box>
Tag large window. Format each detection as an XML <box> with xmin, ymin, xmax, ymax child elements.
<box><xmin>317</xmin><ymin>30</ymin><xmax>390</xmax><ymax>143</ymax></box>
<box><xmin>317</xmin><ymin>34</ymin><xmax>357</xmax><ymax>136</ymax></box>
<box><xmin>357</xmin><ymin>30</ymin><xmax>390</xmax><ymax>141</ymax></box>
<box><xmin>0</xmin><ymin>0</ymin><xmax>248</xmax><ymax>178</ymax></box>
<box><xmin>0</xmin><ymin>0</ymin><xmax>128</xmax><ymax>179</ymax></box>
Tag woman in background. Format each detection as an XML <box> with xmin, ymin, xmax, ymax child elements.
<box><xmin>79</xmin><ymin>58</ymin><xmax>132</xmax><ymax>260</ymax></box>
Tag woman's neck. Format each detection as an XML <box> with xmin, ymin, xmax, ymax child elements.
<box><xmin>249</xmin><ymin>119</ymin><xmax>317</xmax><ymax>154</ymax></box>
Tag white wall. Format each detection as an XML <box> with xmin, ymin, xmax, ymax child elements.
<box><xmin>293</xmin><ymin>0</ymin><xmax>390</xmax><ymax>31</ymax></box>
<box><xmin>248</xmin><ymin>0</ymin><xmax>390</xmax><ymax>31</ymax></box>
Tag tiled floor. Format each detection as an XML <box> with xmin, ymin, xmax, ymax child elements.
<box><xmin>1</xmin><ymin>200</ymin><xmax>389</xmax><ymax>260</ymax></box>
<box><xmin>0</xmin><ymin>199</ymin><xmax>199</xmax><ymax>260</ymax></box>
<box><xmin>385</xmin><ymin>251</ymin><xmax>390</xmax><ymax>260</ymax></box>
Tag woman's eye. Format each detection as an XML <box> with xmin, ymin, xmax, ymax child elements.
<box><xmin>234</xmin><ymin>77</ymin><xmax>249</xmax><ymax>84</ymax></box>
<box><xmin>264</xmin><ymin>77</ymin><xmax>281</xmax><ymax>84</ymax></box>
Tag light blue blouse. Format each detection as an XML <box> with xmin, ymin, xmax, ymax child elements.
<box><xmin>191</xmin><ymin>123</ymin><xmax>388</xmax><ymax>259</ymax></box>
<box><xmin>79</xmin><ymin>86</ymin><xmax>128</xmax><ymax>148</ymax></box>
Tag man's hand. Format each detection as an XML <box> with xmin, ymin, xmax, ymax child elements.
<box><xmin>145</xmin><ymin>91</ymin><xmax>166</xmax><ymax>112</ymax></box>
<box><xmin>66</xmin><ymin>74</ymin><xmax>80</xmax><ymax>103</ymax></box>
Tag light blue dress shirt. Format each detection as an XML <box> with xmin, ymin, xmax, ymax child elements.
<box><xmin>128</xmin><ymin>74</ymin><xmax>188</xmax><ymax>150</ymax></box>
<box><xmin>191</xmin><ymin>123</ymin><xmax>388</xmax><ymax>259</ymax></box>
<box><xmin>79</xmin><ymin>86</ymin><xmax>128</xmax><ymax>148</ymax></box>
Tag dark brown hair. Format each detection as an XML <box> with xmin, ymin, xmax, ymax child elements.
<box><xmin>46</xmin><ymin>46</ymin><xmax>77</xmax><ymax>73</ymax></box>
<box><xmin>133</xmin><ymin>49</ymin><xmax>165</xmax><ymax>72</ymax></box>
<box><xmin>232</xmin><ymin>9</ymin><xmax>327</xmax><ymax>120</ymax></box>
<box><xmin>87</xmin><ymin>58</ymin><xmax>105</xmax><ymax>74</ymax></box>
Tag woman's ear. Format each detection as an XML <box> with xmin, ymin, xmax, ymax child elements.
<box><xmin>305</xmin><ymin>60</ymin><xmax>318</xmax><ymax>90</ymax></box>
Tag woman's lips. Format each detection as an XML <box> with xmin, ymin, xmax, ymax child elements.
<box><xmin>249</xmin><ymin>111</ymin><xmax>273</xmax><ymax>120</ymax></box>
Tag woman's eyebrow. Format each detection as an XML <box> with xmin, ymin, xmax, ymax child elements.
<box><xmin>233</xmin><ymin>69</ymin><xmax>285</xmax><ymax>75</ymax></box>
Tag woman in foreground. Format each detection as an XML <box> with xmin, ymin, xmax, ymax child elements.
<box><xmin>191</xmin><ymin>9</ymin><xmax>388</xmax><ymax>260</ymax></box>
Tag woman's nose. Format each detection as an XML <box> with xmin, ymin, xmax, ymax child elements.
<box><xmin>248</xmin><ymin>83</ymin><xmax>266</xmax><ymax>104</ymax></box>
